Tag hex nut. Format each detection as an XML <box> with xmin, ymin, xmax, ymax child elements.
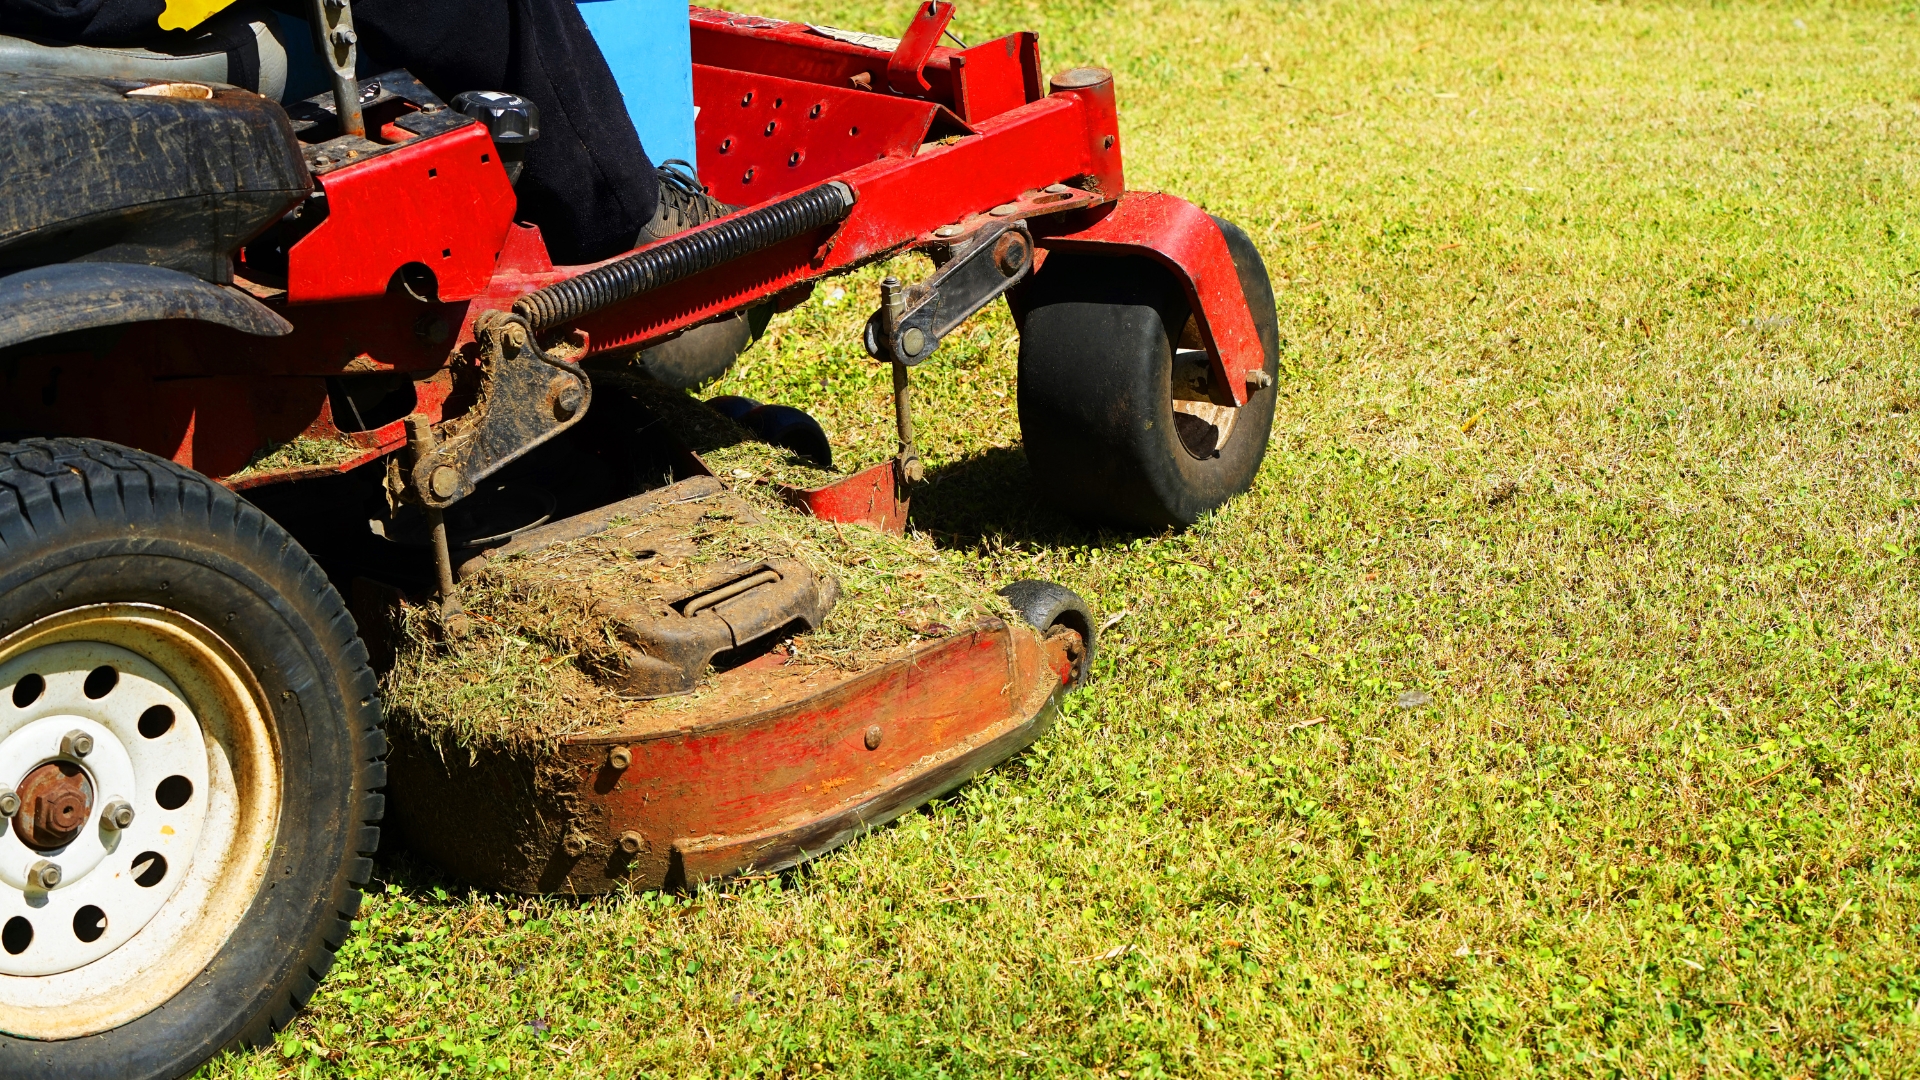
<box><xmin>61</xmin><ymin>730</ymin><xmax>93</xmax><ymax>758</ymax></box>
<box><xmin>429</xmin><ymin>466</ymin><xmax>460</xmax><ymax>499</ymax></box>
<box><xmin>101</xmin><ymin>799</ymin><xmax>135</xmax><ymax>830</ymax></box>
<box><xmin>0</xmin><ymin>790</ymin><xmax>16</xmax><ymax>817</ymax></box>
<box><xmin>27</xmin><ymin>859</ymin><xmax>60</xmax><ymax>890</ymax></box>
<box><xmin>607</xmin><ymin>745</ymin><xmax>633</xmax><ymax>770</ymax></box>
<box><xmin>864</xmin><ymin>725</ymin><xmax>883</xmax><ymax>751</ymax></box>
<box><xmin>618</xmin><ymin>831</ymin><xmax>645</xmax><ymax>855</ymax></box>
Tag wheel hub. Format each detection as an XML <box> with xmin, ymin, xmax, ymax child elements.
<box><xmin>13</xmin><ymin>761</ymin><xmax>92</xmax><ymax>850</ymax></box>
<box><xmin>0</xmin><ymin>641</ymin><xmax>212</xmax><ymax>977</ymax></box>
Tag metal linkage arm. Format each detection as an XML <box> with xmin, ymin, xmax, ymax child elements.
<box><xmin>308</xmin><ymin>0</ymin><xmax>365</xmax><ymax>138</ymax></box>
<box><xmin>862</xmin><ymin>220</ymin><xmax>1032</xmax><ymax>366</ymax></box>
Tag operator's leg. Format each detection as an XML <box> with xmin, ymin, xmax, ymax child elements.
<box><xmin>352</xmin><ymin>0</ymin><xmax>660</xmax><ymax>265</ymax></box>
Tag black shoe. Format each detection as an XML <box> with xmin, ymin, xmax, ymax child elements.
<box><xmin>639</xmin><ymin>160</ymin><xmax>735</xmax><ymax>244</ymax></box>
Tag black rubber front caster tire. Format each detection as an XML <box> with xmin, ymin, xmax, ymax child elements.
<box><xmin>998</xmin><ymin>580</ymin><xmax>1096</xmax><ymax>687</ymax></box>
<box><xmin>1016</xmin><ymin>216</ymin><xmax>1281</xmax><ymax>530</ymax></box>
<box><xmin>0</xmin><ymin>439</ymin><xmax>384</xmax><ymax>1080</ymax></box>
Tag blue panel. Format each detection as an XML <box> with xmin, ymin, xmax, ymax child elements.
<box><xmin>577</xmin><ymin>0</ymin><xmax>698</xmax><ymax>171</ymax></box>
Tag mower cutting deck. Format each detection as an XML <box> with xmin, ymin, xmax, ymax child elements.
<box><xmin>0</xmin><ymin>3</ymin><xmax>1273</xmax><ymax>1075</ymax></box>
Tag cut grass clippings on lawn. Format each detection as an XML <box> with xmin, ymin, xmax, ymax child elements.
<box><xmin>212</xmin><ymin>2</ymin><xmax>1920</xmax><ymax>1076</ymax></box>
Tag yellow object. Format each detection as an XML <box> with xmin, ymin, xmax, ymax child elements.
<box><xmin>157</xmin><ymin>0</ymin><xmax>242</xmax><ymax>32</ymax></box>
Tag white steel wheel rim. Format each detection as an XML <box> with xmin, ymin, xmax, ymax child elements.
<box><xmin>0</xmin><ymin>605</ymin><xmax>281</xmax><ymax>1040</ymax></box>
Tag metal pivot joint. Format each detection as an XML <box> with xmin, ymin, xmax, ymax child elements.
<box><xmin>410</xmin><ymin>312</ymin><xmax>592</xmax><ymax>511</ymax></box>
<box><xmin>864</xmin><ymin>219</ymin><xmax>1033</xmax><ymax>368</ymax></box>
<box><xmin>308</xmin><ymin>0</ymin><xmax>364</xmax><ymax>139</ymax></box>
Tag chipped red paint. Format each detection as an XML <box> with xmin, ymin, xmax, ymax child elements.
<box><xmin>387</xmin><ymin>618</ymin><xmax>1082</xmax><ymax>893</ymax></box>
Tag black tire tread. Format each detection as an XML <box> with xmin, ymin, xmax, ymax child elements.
<box><xmin>0</xmin><ymin>437</ymin><xmax>384</xmax><ymax>1072</ymax></box>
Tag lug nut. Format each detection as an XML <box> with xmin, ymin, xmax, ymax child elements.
<box><xmin>606</xmin><ymin>745</ymin><xmax>633</xmax><ymax>770</ymax></box>
<box><xmin>618</xmin><ymin>831</ymin><xmax>645</xmax><ymax>855</ymax></box>
<box><xmin>0</xmin><ymin>790</ymin><xmax>16</xmax><ymax>817</ymax></box>
<box><xmin>61</xmin><ymin>730</ymin><xmax>93</xmax><ymax>758</ymax></box>
<box><xmin>100</xmin><ymin>800</ymin><xmax>135</xmax><ymax>830</ymax></box>
<box><xmin>27</xmin><ymin>859</ymin><xmax>60</xmax><ymax>890</ymax></box>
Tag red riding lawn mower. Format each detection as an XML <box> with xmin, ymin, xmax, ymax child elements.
<box><xmin>0</xmin><ymin>1</ymin><xmax>1278</xmax><ymax>1075</ymax></box>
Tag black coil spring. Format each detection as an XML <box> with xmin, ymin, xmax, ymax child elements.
<box><xmin>513</xmin><ymin>182</ymin><xmax>857</xmax><ymax>330</ymax></box>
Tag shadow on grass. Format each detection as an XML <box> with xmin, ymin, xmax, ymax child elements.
<box><xmin>907</xmin><ymin>443</ymin><xmax>1141</xmax><ymax>550</ymax></box>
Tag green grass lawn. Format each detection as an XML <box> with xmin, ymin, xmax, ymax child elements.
<box><xmin>213</xmin><ymin>2</ymin><xmax>1920</xmax><ymax>1075</ymax></box>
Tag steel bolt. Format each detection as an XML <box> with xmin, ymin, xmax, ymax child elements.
<box><xmin>900</xmin><ymin>327</ymin><xmax>927</xmax><ymax>357</ymax></box>
<box><xmin>0</xmin><ymin>790</ymin><xmax>15</xmax><ymax>817</ymax></box>
<box><xmin>1044</xmin><ymin>183</ymin><xmax>1075</xmax><ymax>195</ymax></box>
<box><xmin>989</xmin><ymin>202</ymin><xmax>1020</xmax><ymax>217</ymax></box>
<box><xmin>618</xmin><ymin>831</ymin><xmax>645</xmax><ymax>855</ymax></box>
<box><xmin>864</xmin><ymin>725</ymin><xmax>883</xmax><ymax>751</ymax></box>
<box><xmin>503</xmin><ymin>323</ymin><xmax>528</xmax><ymax>350</ymax></box>
<box><xmin>329</xmin><ymin>28</ymin><xmax>357</xmax><ymax>46</ymax></box>
<box><xmin>1246</xmin><ymin>370</ymin><xmax>1274</xmax><ymax>390</ymax></box>
<box><xmin>607</xmin><ymin>745</ymin><xmax>633</xmax><ymax>770</ymax></box>
<box><xmin>429</xmin><ymin>466</ymin><xmax>460</xmax><ymax>499</ymax></box>
<box><xmin>27</xmin><ymin>859</ymin><xmax>60</xmax><ymax>890</ymax></box>
<box><xmin>61</xmin><ymin>730</ymin><xmax>93</xmax><ymax>758</ymax></box>
<box><xmin>100</xmin><ymin>799</ymin><xmax>135</xmax><ymax>830</ymax></box>
<box><xmin>934</xmin><ymin>224</ymin><xmax>964</xmax><ymax>239</ymax></box>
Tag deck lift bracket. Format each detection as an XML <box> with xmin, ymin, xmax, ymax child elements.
<box><xmin>401</xmin><ymin>311</ymin><xmax>593</xmax><ymax>627</ymax></box>
<box><xmin>863</xmin><ymin>217</ymin><xmax>1033</xmax><ymax>483</ymax></box>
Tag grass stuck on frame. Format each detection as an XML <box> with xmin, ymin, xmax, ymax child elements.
<box><xmin>215</xmin><ymin>1</ymin><xmax>1920</xmax><ymax>1076</ymax></box>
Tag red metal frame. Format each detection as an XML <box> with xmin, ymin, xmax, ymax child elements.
<box><xmin>0</xmin><ymin>3</ymin><xmax>1264</xmax><ymax>498</ymax></box>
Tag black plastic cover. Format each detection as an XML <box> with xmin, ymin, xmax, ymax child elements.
<box><xmin>0</xmin><ymin>71</ymin><xmax>310</xmax><ymax>283</ymax></box>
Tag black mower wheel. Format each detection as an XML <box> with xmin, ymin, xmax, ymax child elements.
<box><xmin>1016</xmin><ymin>217</ymin><xmax>1280</xmax><ymax>530</ymax></box>
<box><xmin>0</xmin><ymin>439</ymin><xmax>383</xmax><ymax>1080</ymax></box>
<box><xmin>998</xmin><ymin>580</ymin><xmax>1096</xmax><ymax>687</ymax></box>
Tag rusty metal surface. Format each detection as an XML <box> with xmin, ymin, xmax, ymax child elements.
<box><xmin>595</xmin><ymin>557</ymin><xmax>839</xmax><ymax>699</ymax></box>
<box><xmin>409</xmin><ymin>313</ymin><xmax>592</xmax><ymax>510</ymax></box>
<box><xmin>13</xmin><ymin>761</ymin><xmax>91</xmax><ymax>851</ymax></box>
<box><xmin>388</xmin><ymin>618</ymin><xmax>1079</xmax><ymax>894</ymax></box>
<box><xmin>454</xmin><ymin>475</ymin><xmax>727</xmax><ymax>581</ymax></box>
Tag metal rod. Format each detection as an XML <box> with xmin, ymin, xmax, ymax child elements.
<box><xmin>405</xmin><ymin>416</ymin><xmax>468</xmax><ymax>636</ymax></box>
<box><xmin>309</xmin><ymin>0</ymin><xmax>365</xmax><ymax>139</ymax></box>
<box><xmin>891</xmin><ymin>358</ymin><xmax>923</xmax><ymax>484</ymax></box>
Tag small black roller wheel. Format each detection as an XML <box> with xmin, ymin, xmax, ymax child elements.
<box><xmin>705</xmin><ymin>398</ymin><xmax>834</xmax><ymax>469</ymax></box>
<box><xmin>997</xmin><ymin>580</ymin><xmax>1096</xmax><ymax>687</ymax></box>
<box><xmin>741</xmin><ymin>405</ymin><xmax>833</xmax><ymax>469</ymax></box>
<box><xmin>1016</xmin><ymin>216</ymin><xmax>1280</xmax><ymax>530</ymax></box>
<box><xmin>0</xmin><ymin>438</ymin><xmax>384</xmax><ymax>1080</ymax></box>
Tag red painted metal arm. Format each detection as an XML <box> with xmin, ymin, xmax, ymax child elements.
<box><xmin>1037</xmin><ymin>193</ymin><xmax>1267</xmax><ymax>406</ymax></box>
<box><xmin>887</xmin><ymin>2</ymin><xmax>954</xmax><ymax>95</ymax></box>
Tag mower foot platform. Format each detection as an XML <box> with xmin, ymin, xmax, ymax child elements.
<box><xmin>388</xmin><ymin>615</ymin><xmax>1077</xmax><ymax>894</ymax></box>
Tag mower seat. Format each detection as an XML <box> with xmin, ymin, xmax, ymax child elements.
<box><xmin>0</xmin><ymin>2</ymin><xmax>290</xmax><ymax>100</ymax></box>
<box><xmin>0</xmin><ymin>69</ymin><xmax>310</xmax><ymax>283</ymax></box>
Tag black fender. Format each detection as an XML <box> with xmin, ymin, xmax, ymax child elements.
<box><xmin>0</xmin><ymin>262</ymin><xmax>292</xmax><ymax>350</ymax></box>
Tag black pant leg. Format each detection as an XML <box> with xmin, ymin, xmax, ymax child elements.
<box><xmin>352</xmin><ymin>0</ymin><xmax>658</xmax><ymax>265</ymax></box>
